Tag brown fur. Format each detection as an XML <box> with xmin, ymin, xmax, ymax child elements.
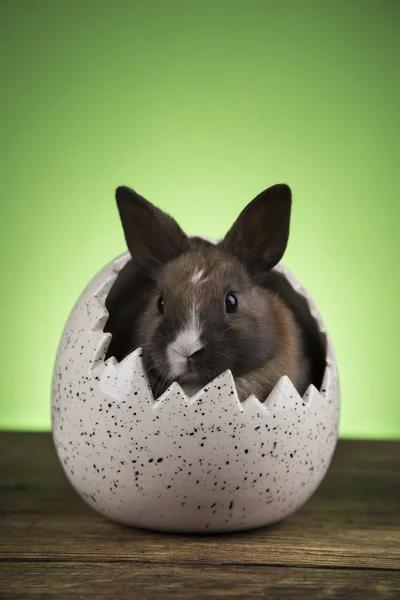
<box><xmin>105</xmin><ymin>184</ymin><xmax>315</xmax><ymax>401</ymax></box>
<box><xmin>235</xmin><ymin>292</ymin><xmax>310</xmax><ymax>400</ymax></box>
<box><xmin>133</xmin><ymin>248</ymin><xmax>278</xmax><ymax>399</ymax></box>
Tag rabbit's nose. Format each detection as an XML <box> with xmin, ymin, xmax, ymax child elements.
<box><xmin>188</xmin><ymin>348</ymin><xmax>205</xmax><ymax>364</ymax></box>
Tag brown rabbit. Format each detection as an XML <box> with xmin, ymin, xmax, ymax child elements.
<box><xmin>105</xmin><ymin>185</ymin><xmax>323</xmax><ymax>401</ymax></box>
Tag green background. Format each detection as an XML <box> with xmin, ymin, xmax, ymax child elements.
<box><xmin>1</xmin><ymin>0</ymin><xmax>399</xmax><ymax>438</ymax></box>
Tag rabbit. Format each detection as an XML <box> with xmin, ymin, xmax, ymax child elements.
<box><xmin>104</xmin><ymin>184</ymin><xmax>318</xmax><ymax>402</ymax></box>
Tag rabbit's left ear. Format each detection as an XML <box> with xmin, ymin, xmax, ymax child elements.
<box><xmin>220</xmin><ymin>184</ymin><xmax>292</xmax><ymax>275</ymax></box>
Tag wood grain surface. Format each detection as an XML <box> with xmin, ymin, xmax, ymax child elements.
<box><xmin>0</xmin><ymin>433</ymin><xmax>399</xmax><ymax>599</ymax></box>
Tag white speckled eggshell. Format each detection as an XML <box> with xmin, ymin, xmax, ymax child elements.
<box><xmin>52</xmin><ymin>250</ymin><xmax>340</xmax><ymax>533</ymax></box>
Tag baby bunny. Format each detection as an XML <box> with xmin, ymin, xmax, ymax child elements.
<box><xmin>105</xmin><ymin>184</ymin><xmax>316</xmax><ymax>401</ymax></box>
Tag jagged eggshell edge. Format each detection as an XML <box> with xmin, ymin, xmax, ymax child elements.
<box><xmin>52</xmin><ymin>250</ymin><xmax>340</xmax><ymax>532</ymax></box>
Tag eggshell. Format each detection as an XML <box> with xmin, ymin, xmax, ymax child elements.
<box><xmin>52</xmin><ymin>250</ymin><xmax>340</xmax><ymax>533</ymax></box>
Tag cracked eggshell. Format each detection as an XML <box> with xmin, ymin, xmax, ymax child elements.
<box><xmin>52</xmin><ymin>250</ymin><xmax>340</xmax><ymax>533</ymax></box>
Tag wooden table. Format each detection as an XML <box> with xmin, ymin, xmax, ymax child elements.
<box><xmin>0</xmin><ymin>433</ymin><xmax>399</xmax><ymax>599</ymax></box>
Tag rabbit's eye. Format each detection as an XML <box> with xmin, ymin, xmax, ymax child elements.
<box><xmin>225</xmin><ymin>292</ymin><xmax>238</xmax><ymax>313</ymax></box>
<box><xmin>157</xmin><ymin>296</ymin><xmax>165</xmax><ymax>314</ymax></box>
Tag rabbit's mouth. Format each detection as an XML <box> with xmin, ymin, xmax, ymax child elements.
<box><xmin>179</xmin><ymin>369</ymin><xmax>201</xmax><ymax>385</ymax></box>
<box><xmin>166</xmin><ymin>332</ymin><xmax>206</xmax><ymax>383</ymax></box>
<box><xmin>176</xmin><ymin>369</ymin><xmax>205</xmax><ymax>398</ymax></box>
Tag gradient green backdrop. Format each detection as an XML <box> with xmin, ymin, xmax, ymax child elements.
<box><xmin>1</xmin><ymin>0</ymin><xmax>399</xmax><ymax>438</ymax></box>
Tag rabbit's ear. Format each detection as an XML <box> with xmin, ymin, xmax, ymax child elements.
<box><xmin>220</xmin><ymin>184</ymin><xmax>292</xmax><ymax>276</ymax></box>
<box><xmin>115</xmin><ymin>186</ymin><xmax>190</xmax><ymax>269</ymax></box>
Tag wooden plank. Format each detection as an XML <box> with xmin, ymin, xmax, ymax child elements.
<box><xmin>1</xmin><ymin>562</ymin><xmax>400</xmax><ymax>600</ymax></box>
<box><xmin>0</xmin><ymin>433</ymin><xmax>399</xmax><ymax>570</ymax></box>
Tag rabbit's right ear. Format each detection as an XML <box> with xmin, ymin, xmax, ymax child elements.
<box><xmin>115</xmin><ymin>186</ymin><xmax>190</xmax><ymax>269</ymax></box>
